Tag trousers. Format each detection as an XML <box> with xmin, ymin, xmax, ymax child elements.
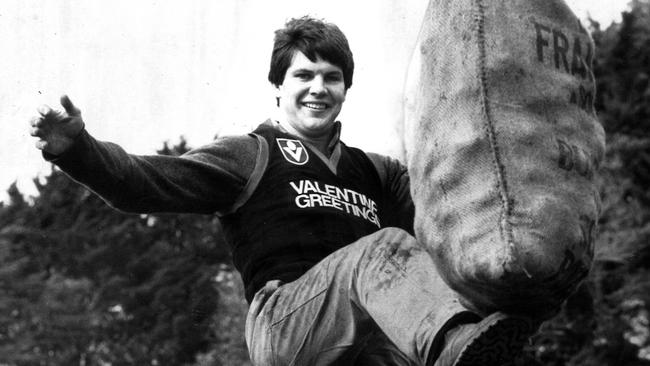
<box><xmin>245</xmin><ymin>228</ymin><xmax>476</xmax><ymax>366</ymax></box>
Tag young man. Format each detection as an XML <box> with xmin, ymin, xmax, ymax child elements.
<box><xmin>29</xmin><ymin>16</ymin><xmax>535</xmax><ymax>366</ymax></box>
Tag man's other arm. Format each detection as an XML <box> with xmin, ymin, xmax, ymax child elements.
<box><xmin>367</xmin><ymin>152</ymin><xmax>415</xmax><ymax>235</ymax></box>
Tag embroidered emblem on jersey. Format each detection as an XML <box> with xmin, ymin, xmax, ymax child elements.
<box><xmin>277</xmin><ymin>138</ymin><xmax>309</xmax><ymax>165</ymax></box>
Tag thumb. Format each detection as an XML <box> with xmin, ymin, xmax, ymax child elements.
<box><xmin>60</xmin><ymin>94</ymin><xmax>81</xmax><ymax>116</ymax></box>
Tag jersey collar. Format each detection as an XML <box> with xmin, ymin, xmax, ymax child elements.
<box><xmin>268</xmin><ymin>119</ymin><xmax>342</xmax><ymax>175</ymax></box>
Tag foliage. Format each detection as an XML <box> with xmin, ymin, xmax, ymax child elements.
<box><xmin>0</xmin><ymin>138</ymin><xmax>245</xmax><ymax>366</ymax></box>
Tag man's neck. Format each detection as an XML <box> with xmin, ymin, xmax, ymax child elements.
<box><xmin>276</xmin><ymin>120</ymin><xmax>333</xmax><ymax>157</ymax></box>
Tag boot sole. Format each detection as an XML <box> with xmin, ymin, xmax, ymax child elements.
<box><xmin>453</xmin><ymin>313</ymin><xmax>536</xmax><ymax>366</ymax></box>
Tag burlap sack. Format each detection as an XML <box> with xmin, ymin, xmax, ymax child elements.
<box><xmin>404</xmin><ymin>0</ymin><xmax>605</xmax><ymax>317</ymax></box>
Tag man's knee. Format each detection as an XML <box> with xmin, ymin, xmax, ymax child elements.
<box><xmin>357</xmin><ymin>228</ymin><xmax>420</xmax><ymax>266</ymax></box>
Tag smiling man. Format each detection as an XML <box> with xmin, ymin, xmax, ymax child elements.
<box><xmin>276</xmin><ymin>51</ymin><xmax>346</xmax><ymax>143</ymax></box>
<box><xmin>29</xmin><ymin>16</ymin><xmax>536</xmax><ymax>366</ymax></box>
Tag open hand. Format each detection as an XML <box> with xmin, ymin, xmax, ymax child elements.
<box><xmin>30</xmin><ymin>95</ymin><xmax>85</xmax><ymax>156</ymax></box>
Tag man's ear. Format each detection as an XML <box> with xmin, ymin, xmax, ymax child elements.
<box><xmin>275</xmin><ymin>84</ymin><xmax>282</xmax><ymax>107</ymax></box>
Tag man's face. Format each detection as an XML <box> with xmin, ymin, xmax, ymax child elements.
<box><xmin>277</xmin><ymin>51</ymin><xmax>347</xmax><ymax>138</ymax></box>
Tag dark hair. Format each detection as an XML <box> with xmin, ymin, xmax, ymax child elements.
<box><xmin>268</xmin><ymin>16</ymin><xmax>354</xmax><ymax>90</ymax></box>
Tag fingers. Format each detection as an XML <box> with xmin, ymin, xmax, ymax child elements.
<box><xmin>60</xmin><ymin>95</ymin><xmax>81</xmax><ymax>116</ymax></box>
<box><xmin>36</xmin><ymin>95</ymin><xmax>80</xmax><ymax>120</ymax></box>
<box><xmin>34</xmin><ymin>139</ymin><xmax>48</xmax><ymax>151</ymax></box>
<box><xmin>30</xmin><ymin>95</ymin><xmax>83</xmax><ymax>154</ymax></box>
<box><xmin>29</xmin><ymin>115</ymin><xmax>43</xmax><ymax>128</ymax></box>
<box><xmin>30</xmin><ymin>127</ymin><xmax>41</xmax><ymax>137</ymax></box>
<box><xmin>29</xmin><ymin>116</ymin><xmax>44</xmax><ymax>138</ymax></box>
<box><xmin>37</xmin><ymin>104</ymin><xmax>53</xmax><ymax>117</ymax></box>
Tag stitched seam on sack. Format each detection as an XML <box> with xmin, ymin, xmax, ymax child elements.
<box><xmin>473</xmin><ymin>0</ymin><xmax>515</xmax><ymax>256</ymax></box>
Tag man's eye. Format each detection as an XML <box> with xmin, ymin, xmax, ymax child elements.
<box><xmin>326</xmin><ymin>74</ymin><xmax>343</xmax><ymax>82</ymax></box>
<box><xmin>295</xmin><ymin>73</ymin><xmax>311</xmax><ymax>80</ymax></box>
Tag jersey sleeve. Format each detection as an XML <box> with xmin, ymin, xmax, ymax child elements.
<box><xmin>366</xmin><ymin>152</ymin><xmax>415</xmax><ymax>235</ymax></box>
<box><xmin>45</xmin><ymin>129</ymin><xmax>260</xmax><ymax>215</ymax></box>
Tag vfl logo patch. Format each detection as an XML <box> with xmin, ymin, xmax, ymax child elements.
<box><xmin>277</xmin><ymin>138</ymin><xmax>309</xmax><ymax>165</ymax></box>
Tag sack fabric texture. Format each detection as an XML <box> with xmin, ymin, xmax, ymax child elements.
<box><xmin>404</xmin><ymin>0</ymin><xmax>606</xmax><ymax>317</ymax></box>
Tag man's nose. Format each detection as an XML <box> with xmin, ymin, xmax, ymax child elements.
<box><xmin>309</xmin><ymin>76</ymin><xmax>327</xmax><ymax>95</ymax></box>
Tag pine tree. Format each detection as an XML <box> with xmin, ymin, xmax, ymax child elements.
<box><xmin>0</xmin><ymin>138</ymin><xmax>237</xmax><ymax>365</ymax></box>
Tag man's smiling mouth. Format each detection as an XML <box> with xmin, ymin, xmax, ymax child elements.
<box><xmin>302</xmin><ymin>102</ymin><xmax>329</xmax><ymax>110</ymax></box>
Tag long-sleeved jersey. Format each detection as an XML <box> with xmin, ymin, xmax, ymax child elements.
<box><xmin>48</xmin><ymin>120</ymin><xmax>414</xmax><ymax>302</ymax></box>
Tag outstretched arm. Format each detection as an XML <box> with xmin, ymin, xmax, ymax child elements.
<box><xmin>29</xmin><ymin>96</ymin><xmax>259</xmax><ymax>215</ymax></box>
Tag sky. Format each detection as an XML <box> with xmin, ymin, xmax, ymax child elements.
<box><xmin>0</xmin><ymin>0</ymin><xmax>630</xmax><ymax>202</ymax></box>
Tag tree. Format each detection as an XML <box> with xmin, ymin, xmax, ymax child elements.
<box><xmin>0</xmin><ymin>138</ymin><xmax>239</xmax><ymax>365</ymax></box>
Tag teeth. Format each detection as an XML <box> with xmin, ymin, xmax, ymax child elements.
<box><xmin>303</xmin><ymin>102</ymin><xmax>327</xmax><ymax>110</ymax></box>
